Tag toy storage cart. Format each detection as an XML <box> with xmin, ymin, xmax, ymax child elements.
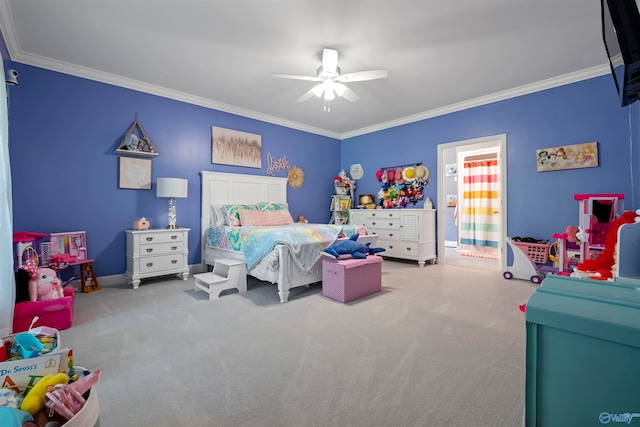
<box><xmin>503</xmin><ymin>238</ymin><xmax>550</xmax><ymax>284</ymax></box>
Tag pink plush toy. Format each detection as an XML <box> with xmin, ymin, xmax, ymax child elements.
<box><xmin>29</xmin><ymin>267</ymin><xmax>64</xmax><ymax>301</ymax></box>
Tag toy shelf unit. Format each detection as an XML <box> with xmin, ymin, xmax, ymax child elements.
<box><xmin>12</xmin><ymin>231</ymin><xmax>48</xmax><ymax>270</ymax></box>
<box><xmin>330</xmin><ymin>195</ymin><xmax>352</xmax><ymax>225</ymax></box>
<box><xmin>50</xmin><ymin>231</ymin><xmax>88</xmax><ymax>265</ymax></box>
<box><xmin>574</xmin><ymin>193</ymin><xmax>624</xmax><ymax>263</ymax></box>
<box><xmin>504</xmin><ymin>238</ymin><xmax>550</xmax><ymax>284</ymax></box>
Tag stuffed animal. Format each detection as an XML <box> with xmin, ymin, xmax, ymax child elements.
<box><xmin>30</xmin><ymin>267</ymin><xmax>64</xmax><ymax>301</ymax></box>
<box><xmin>297</xmin><ymin>215</ymin><xmax>309</xmax><ymax>223</ymax></box>
<box><xmin>322</xmin><ymin>234</ymin><xmax>385</xmax><ymax>259</ymax></box>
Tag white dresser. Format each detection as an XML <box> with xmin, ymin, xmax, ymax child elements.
<box><xmin>126</xmin><ymin>228</ymin><xmax>190</xmax><ymax>288</ymax></box>
<box><xmin>349</xmin><ymin>209</ymin><xmax>436</xmax><ymax>267</ymax></box>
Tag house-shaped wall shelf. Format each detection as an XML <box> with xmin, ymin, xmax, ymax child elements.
<box><xmin>115</xmin><ymin>115</ymin><xmax>159</xmax><ymax>157</ymax></box>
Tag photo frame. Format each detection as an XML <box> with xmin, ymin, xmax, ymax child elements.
<box><xmin>446</xmin><ymin>164</ymin><xmax>457</xmax><ymax>176</ymax></box>
<box><xmin>212</xmin><ymin>126</ymin><xmax>262</xmax><ymax>168</ymax></box>
<box><xmin>537</xmin><ymin>141</ymin><xmax>598</xmax><ymax>172</ymax></box>
<box><xmin>339</xmin><ymin>198</ymin><xmax>351</xmax><ymax>210</ymax></box>
<box><xmin>446</xmin><ymin>194</ymin><xmax>457</xmax><ymax>207</ymax></box>
<box><xmin>119</xmin><ymin>157</ymin><xmax>152</xmax><ymax>189</ymax></box>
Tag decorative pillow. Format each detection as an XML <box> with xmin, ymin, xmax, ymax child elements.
<box><xmin>223</xmin><ymin>204</ymin><xmax>257</xmax><ymax>226</ymax></box>
<box><xmin>255</xmin><ymin>202</ymin><xmax>288</xmax><ymax>212</ymax></box>
<box><xmin>210</xmin><ymin>205</ymin><xmax>228</xmax><ymax>226</ymax></box>
<box><xmin>238</xmin><ymin>209</ymin><xmax>294</xmax><ymax>226</ymax></box>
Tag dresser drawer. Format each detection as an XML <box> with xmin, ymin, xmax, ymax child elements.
<box><xmin>139</xmin><ymin>254</ymin><xmax>183</xmax><ymax>274</ymax></box>
<box><xmin>139</xmin><ymin>241</ymin><xmax>183</xmax><ymax>256</ymax></box>
<box><xmin>140</xmin><ymin>232</ymin><xmax>183</xmax><ymax>245</ymax></box>
<box><xmin>379</xmin><ymin>239</ymin><xmax>419</xmax><ymax>257</ymax></box>
<box><xmin>366</xmin><ymin>218</ymin><xmax>400</xmax><ymax>230</ymax></box>
<box><xmin>366</xmin><ymin>210</ymin><xmax>399</xmax><ymax>220</ymax></box>
<box><xmin>369</xmin><ymin>229</ymin><xmax>401</xmax><ymax>240</ymax></box>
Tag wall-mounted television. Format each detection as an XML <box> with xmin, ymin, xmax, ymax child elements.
<box><xmin>601</xmin><ymin>0</ymin><xmax>640</xmax><ymax>106</ymax></box>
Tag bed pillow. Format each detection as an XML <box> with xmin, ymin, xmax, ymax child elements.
<box><xmin>210</xmin><ymin>204</ymin><xmax>228</xmax><ymax>226</ymax></box>
<box><xmin>223</xmin><ymin>204</ymin><xmax>257</xmax><ymax>226</ymax></box>
<box><xmin>238</xmin><ymin>209</ymin><xmax>294</xmax><ymax>226</ymax></box>
<box><xmin>255</xmin><ymin>202</ymin><xmax>288</xmax><ymax>212</ymax></box>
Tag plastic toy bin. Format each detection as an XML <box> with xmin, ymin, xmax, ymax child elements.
<box><xmin>322</xmin><ymin>256</ymin><xmax>382</xmax><ymax>303</ymax></box>
<box><xmin>525</xmin><ymin>274</ymin><xmax>640</xmax><ymax>426</ymax></box>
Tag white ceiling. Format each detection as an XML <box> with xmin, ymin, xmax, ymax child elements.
<box><xmin>0</xmin><ymin>0</ymin><xmax>611</xmax><ymax>139</ymax></box>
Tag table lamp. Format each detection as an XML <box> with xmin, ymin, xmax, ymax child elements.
<box><xmin>156</xmin><ymin>177</ymin><xmax>188</xmax><ymax>229</ymax></box>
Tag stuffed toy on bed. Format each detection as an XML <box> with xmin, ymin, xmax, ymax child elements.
<box><xmin>322</xmin><ymin>233</ymin><xmax>385</xmax><ymax>259</ymax></box>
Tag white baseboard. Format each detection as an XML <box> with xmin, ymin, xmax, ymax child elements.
<box><xmin>444</xmin><ymin>240</ymin><xmax>458</xmax><ymax>248</ymax></box>
<box><xmin>67</xmin><ymin>264</ymin><xmax>203</xmax><ymax>288</ymax></box>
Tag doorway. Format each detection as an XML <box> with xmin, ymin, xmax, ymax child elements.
<box><xmin>437</xmin><ymin>135</ymin><xmax>507</xmax><ymax>271</ymax></box>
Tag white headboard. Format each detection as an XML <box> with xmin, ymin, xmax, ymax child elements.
<box><xmin>200</xmin><ymin>171</ymin><xmax>287</xmax><ymax>265</ymax></box>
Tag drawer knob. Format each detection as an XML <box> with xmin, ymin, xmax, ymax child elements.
<box><xmin>146</xmin><ymin>262</ymin><xmax>153</xmax><ymax>267</ymax></box>
<box><xmin>171</xmin><ymin>260</ymin><xmax>178</xmax><ymax>264</ymax></box>
<box><xmin>171</xmin><ymin>246</ymin><xmax>177</xmax><ymax>251</ymax></box>
<box><xmin>146</xmin><ymin>248</ymin><xmax>153</xmax><ymax>253</ymax></box>
<box><xmin>372</xmin><ymin>222</ymin><xmax>376</xmax><ymax>226</ymax></box>
<box><xmin>388</xmin><ymin>222</ymin><xmax>393</xmax><ymax>226</ymax></box>
<box><xmin>406</xmin><ymin>247</ymin><xmax>412</xmax><ymax>251</ymax></box>
<box><xmin>171</xmin><ymin>236</ymin><xmax>178</xmax><ymax>240</ymax></box>
<box><xmin>389</xmin><ymin>233</ymin><xmax>394</xmax><ymax>237</ymax></box>
<box><xmin>389</xmin><ymin>245</ymin><xmax>394</xmax><ymax>249</ymax></box>
<box><xmin>146</xmin><ymin>237</ymin><xmax>153</xmax><ymax>242</ymax></box>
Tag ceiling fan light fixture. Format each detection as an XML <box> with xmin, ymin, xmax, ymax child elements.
<box><xmin>312</xmin><ymin>84</ymin><xmax>324</xmax><ymax>98</ymax></box>
<box><xmin>324</xmin><ymin>88</ymin><xmax>335</xmax><ymax>100</ymax></box>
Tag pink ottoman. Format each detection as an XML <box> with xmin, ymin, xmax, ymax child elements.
<box><xmin>322</xmin><ymin>255</ymin><xmax>383</xmax><ymax>303</ymax></box>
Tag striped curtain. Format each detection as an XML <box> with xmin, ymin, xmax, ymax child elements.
<box><xmin>458</xmin><ymin>159</ymin><xmax>500</xmax><ymax>259</ymax></box>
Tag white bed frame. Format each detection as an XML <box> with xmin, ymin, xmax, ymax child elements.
<box><xmin>200</xmin><ymin>171</ymin><xmax>376</xmax><ymax>302</ymax></box>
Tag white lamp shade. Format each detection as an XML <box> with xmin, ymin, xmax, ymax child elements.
<box><xmin>156</xmin><ymin>177</ymin><xmax>188</xmax><ymax>198</ymax></box>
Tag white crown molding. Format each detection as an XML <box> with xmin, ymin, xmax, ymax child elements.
<box><xmin>340</xmin><ymin>64</ymin><xmax>612</xmax><ymax>140</ymax></box>
<box><xmin>0</xmin><ymin>1</ymin><xmax>611</xmax><ymax>142</ymax></box>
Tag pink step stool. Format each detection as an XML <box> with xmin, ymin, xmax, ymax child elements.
<box><xmin>322</xmin><ymin>255</ymin><xmax>383</xmax><ymax>303</ymax></box>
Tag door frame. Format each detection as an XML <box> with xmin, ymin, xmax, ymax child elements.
<box><xmin>437</xmin><ymin>134</ymin><xmax>507</xmax><ymax>270</ymax></box>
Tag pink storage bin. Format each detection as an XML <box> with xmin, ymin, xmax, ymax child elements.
<box><xmin>322</xmin><ymin>255</ymin><xmax>383</xmax><ymax>303</ymax></box>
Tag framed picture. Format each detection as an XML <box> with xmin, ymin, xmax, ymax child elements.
<box><xmin>446</xmin><ymin>164</ymin><xmax>457</xmax><ymax>176</ymax></box>
<box><xmin>537</xmin><ymin>141</ymin><xmax>598</xmax><ymax>172</ymax></box>
<box><xmin>339</xmin><ymin>198</ymin><xmax>351</xmax><ymax>210</ymax></box>
<box><xmin>212</xmin><ymin>126</ymin><xmax>262</xmax><ymax>168</ymax></box>
<box><xmin>446</xmin><ymin>194</ymin><xmax>457</xmax><ymax>207</ymax></box>
<box><xmin>119</xmin><ymin>157</ymin><xmax>152</xmax><ymax>189</ymax></box>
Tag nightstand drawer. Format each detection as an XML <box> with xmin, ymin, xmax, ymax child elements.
<box><xmin>140</xmin><ymin>232</ymin><xmax>183</xmax><ymax>244</ymax></box>
<box><xmin>140</xmin><ymin>242</ymin><xmax>183</xmax><ymax>256</ymax></box>
<box><xmin>139</xmin><ymin>254</ymin><xmax>183</xmax><ymax>274</ymax></box>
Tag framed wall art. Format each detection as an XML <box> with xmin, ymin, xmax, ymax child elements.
<box><xmin>537</xmin><ymin>141</ymin><xmax>598</xmax><ymax>172</ymax></box>
<box><xmin>212</xmin><ymin>126</ymin><xmax>262</xmax><ymax>168</ymax></box>
<box><xmin>119</xmin><ymin>157</ymin><xmax>152</xmax><ymax>189</ymax></box>
<box><xmin>446</xmin><ymin>164</ymin><xmax>457</xmax><ymax>176</ymax></box>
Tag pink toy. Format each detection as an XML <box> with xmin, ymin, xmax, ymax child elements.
<box><xmin>30</xmin><ymin>267</ymin><xmax>64</xmax><ymax>301</ymax></box>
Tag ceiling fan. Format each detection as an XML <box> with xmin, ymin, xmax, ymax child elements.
<box><xmin>273</xmin><ymin>48</ymin><xmax>388</xmax><ymax>112</ymax></box>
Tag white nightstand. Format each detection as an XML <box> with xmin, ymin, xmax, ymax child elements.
<box><xmin>126</xmin><ymin>228</ymin><xmax>190</xmax><ymax>289</ymax></box>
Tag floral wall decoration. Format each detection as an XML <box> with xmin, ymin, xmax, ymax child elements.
<box><xmin>375</xmin><ymin>164</ymin><xmax>428</xmax><ymax>208</ymax></box>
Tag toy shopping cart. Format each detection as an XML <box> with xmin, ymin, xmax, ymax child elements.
<box><xmin>503</xmin><ymin>237</ymin><xmax>550</xmax><ymax>284</ymax></box>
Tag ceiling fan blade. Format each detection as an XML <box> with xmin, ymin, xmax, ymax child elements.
<box><xmin>334</xmin><ymin>83</ymin><xmax>360</xmax><ymax>102</ymax></box>
<box><xmin>296</xmin><ymin>86</ymin><xmax>321</xmax><ymax>103</ymax></box>
<box><xmin>322</xmin><ymin>48</ymin><xmax>338</xmax><ymax>73</ymax></box>
<box><xmin>337</xmin><ymin>70</ymin><xmax>388</xmax><ymax>82</ymax></box>
<box><xmin>272</xmin><ymin>73</ymin><xmax>321</xmax><ymax>82</ymax></box>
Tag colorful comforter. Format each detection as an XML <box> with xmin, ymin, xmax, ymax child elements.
<box><xmin>206</xmin><ymin>224</ymin><xmax>362</xmax><ymax>272</ymax></box>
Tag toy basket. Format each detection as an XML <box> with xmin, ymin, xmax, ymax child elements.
<box><xmin>512</xmin><ymin>241</ymin><xmax>550</xmax><ymax>264</ymax></box>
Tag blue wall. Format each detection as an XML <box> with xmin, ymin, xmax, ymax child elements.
<box><xmin>7</xmin><ymin>60</ymin><xmax>640</xmax><ymax>278</ymax></box>
<box><xmin>342</xmin><ymin>75</ymin><xmax>640</xmax><ymax>241</ymax></box>
<box><xmin>8</xmin><ymin>64</ymin><xmax>341</xmax><ymax>276</ymax></box>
